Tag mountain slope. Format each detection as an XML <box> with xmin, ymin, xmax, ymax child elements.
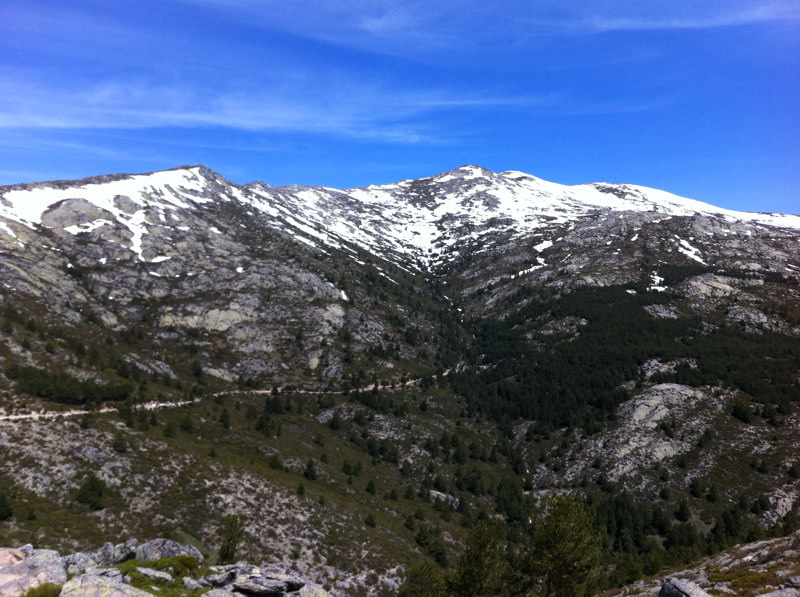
<box><xmin>0</xmin><ymin>164</ymin><xmax>799</xmax><ymax>596</ymax></box>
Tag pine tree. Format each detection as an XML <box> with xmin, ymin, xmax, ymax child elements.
<box><xmin>217</xmin><ymin>514</ymin><xmax>245</xmax><ymax>564</ymax></box>
<box><xmin>397</xmin><ymin>561</ymin><xmax>448</xmax><ymax>597</ymax></box>
<box><xmin>179</xmin><ymin>412</ymin><xmax>194</xmax><ymax>433</ymax></box>
<box><xmin>75</xmin><ymin>473</ymin><xmax>107</xmax><ymax>510</ymax></box>
<box><xmin>0</xmin><ymin>491</ymin><xmax>12</xmax><ymax>521</ymax></box>
<box><xmin>303</xmin><ymin>459</ymin><xmax>317</xmax><ymax>481</ymax></box>
<box><xmin>527</xmin><ymin>494</ymin><xmax>602</xmax><ymax>597</ymax></box>
<box><xmin>448</xmin><ymin>522</ymin><xmax>510</xmax><ymax>596</ymax></box>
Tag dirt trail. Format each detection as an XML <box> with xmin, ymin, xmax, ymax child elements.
<box><xmin>0</xmin><ymin>364</ymin><xmax>463</xmax><ymax>423</ymax></box>
<box><xmin>0</xmin><ymin>399</ymin><xmax>197</xmax><ymax>423</ymax></box>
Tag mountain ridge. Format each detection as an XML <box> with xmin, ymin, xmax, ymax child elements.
<box><xmin>2</xmin><ymin>164</ymin><xmax>798</xmax><ymax>275</ymax></box>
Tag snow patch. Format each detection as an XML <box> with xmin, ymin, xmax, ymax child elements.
<box><xmin>649</xmin><ymin>272</ymin><xmax>667</xmax><ymax>292</ymax></box>
<box><xmin>0</xmin><ymin>222</ymin><xmax>16</xmax><ymax>238</ymax></box>
<box><xmin>63</xmin><ymin>218</ymin><xmax>114</xmax><ymax>235</ymax></box>
<box><xmin>676</xmin><ymin>237</ymin><xmax>707</xmax><ymax>265</ymax></box>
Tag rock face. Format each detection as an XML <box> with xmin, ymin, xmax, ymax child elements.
<box><xmin>0</xmin><ymin>546</ymin><xmax>66</xmax><ymax>597</ymax></box>
<box><xmin>0</xmin><ymin>539</ymin><xmax>324</xmax><ymax>597</ymax></box>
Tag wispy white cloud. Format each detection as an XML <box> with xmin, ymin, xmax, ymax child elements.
<box><xmin>582</xmin><ymin>1</ymin><xmax>800</xmax><ymax>32</ymax></box>
<box><xmin>0</xmin><ymin>72</ymin><xmax>544</xmax><ymax>143</ymax></box>
<box><xmin>178</xmin><ymin>0</ymin><xmax>800</xmax><ymax>53</ymax></box>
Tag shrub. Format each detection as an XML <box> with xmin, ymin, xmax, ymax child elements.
<box><xmin>22</xmin><ymin>584</ymin><xmax>62</xmax><ymax>597</ymax></box>
<box><xmin>217</xmin><ymin>514</ymin><xmax>245</xmax><ymax>565</ymax></box>
<box><xmin>75</xmin><ymin>473</ymin><xmax>106</xmax><ymax>510</ymax></box>
<box><xmin>303</xmin><ymin>459</ymin><xmax>317</xmax><ymax>481</ymax></box>
<box><xmin>0</xmin><ymin>491</ymin><xmax>12</xmax><ymax>521</ymax></box>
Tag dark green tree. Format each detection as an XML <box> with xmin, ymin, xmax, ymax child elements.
<box><xmin>527</xmin><ymin>494</ymin><xmax>602</xmax><ymax>597</ymax></box>
<box><xmin>179</xmin><ymin>412</ymin><xmax>194</xmax><ymax>433</ymax></box>
<box><xmin>675</xmin><ymin>499</ymin><xmax>691</xmax><ymax>522</ymax></box>
<box><xmin>163</xmin><ymin>421</ymin><xmax>177</xmax><ymax>438</ymax></box>
<box><xmin>217</xmin><ymin>514</ymin><xmax>245</xmax><ymax>564</ymax></box>
<box><xmin>75</xmin><ymin>473</ymin><xmax>107</xmax><ymax>510</ymax></box>
<box><xmin>303</xmin><ymin>459</ymin><xmax>317</xmax><ymax>481</ymax></box>
<box><xmin>0</xmin><ymin>491</ymin><xmax>12</xmax><ymax>521</ymax></box>
<box><xmin>448</xmin><ymin>522</ymin><xmax>510</xmax><ymax>597</ymax></box>
<box><xmin>111</xmin><ymin>432</ymin><xmax>128</xmax><ymax>453</ymax></box>
<box><xmin>397</xmin><ymin>561</ymin><xmax>448</xmax><ymax>597</ymax></box>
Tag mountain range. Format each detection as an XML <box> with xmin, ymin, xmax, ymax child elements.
<box><xmin>0</xmin><ymin>165</ymin><xmax>798</xmax><ymax>596</ymax></box>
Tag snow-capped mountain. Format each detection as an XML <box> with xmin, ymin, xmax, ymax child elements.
<box><xmin>1</xmin><ymin>159</ymin><xmax>798</xmax><ymax>385</ymax></box>
<box><xmin>2</xmin><ymin>164</ymin><xmax>798</xmax><ymax>273</ymax></box>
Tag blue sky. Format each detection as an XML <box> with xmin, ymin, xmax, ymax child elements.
<box><xmin>1</xmin><ymin>1</ymin><xmax>798</xmax><ymax>213</ymax></box>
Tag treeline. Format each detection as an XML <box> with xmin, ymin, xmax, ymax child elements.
<box><xmin>6</xmin><ymin>364</ymin><xmax>132</xmax><ymax>405</ymax></box>
<box><xmin>587</xmin><ymin>485</ymin><xmax>796</xmax><ymax>587</ymax></box>
<box><xmin>650</xmin><ymin>325</ymin><xmax>800</xmax><ymax>409</ymax></box>
<box><xmin>448</xmin><ymin>285</ymin><xmax>697</xmax><ymax>430</ymax></box>
<box><xmin>447</xmin><ymin>283</ymin><xmax>800</xmax><ymax>432</ymax></box>
<box><xmin>399</xmin><ymin>494</ymin><xmax>603</xmax><ymax>597</ymax></box>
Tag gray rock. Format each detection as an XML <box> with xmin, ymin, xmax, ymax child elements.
<box><xmin>134</xmin><ymin>538</ymin><xmax>203</xmax><ymax>563</ymax></box>
<box><xmin>135</xmin><ymin>566</ymin><xmax>172</xmax><ymax>582</ymax></box>
<box><xmin>60</xmin><ymin>574</ymin><xmax>152</xmax><ymax>597</ymax></box>
<box><xmin>0</xmin><ymin>546</ymin><xmax>67</xmax><ymax>597</ymax></box>
<box><xmin>297</xmin><ymin>583</ymin><xmax>331</xmax><ymax>597</ymax></box>
<box><xmin>62</xmin><ymin>552</ymin><xmax>98</xmax><ymax>577</ymax></box>
<box><xmin>182</xmin><ymin>576</ymin><xmax>203</xmax><ymax>590</ymax></box>
<box><xmin>204</xmin><ymin>590</ymin><xmax>236</xmax><ymax>597</ymax></box>
<box><xmin>232</xmin><ymin>575</ymin><xmax>289</xmax><ymax>595</ymax></box>
<box><xmin>297</xmin><ymin>583</ymin><xmax>334</xmax><ymax>597</ymax></box>
<box><xmin>83</xmin><ymin>567</ymin><xmax>122</xmax><ymax>579</ymax></box>
<box><xmin>205</xmin><ymin>568</ymin><xmax>237</xmax><ymax>587</ymax></box>
<box><xmin>91</xmin><ymin>538</ymin><xmax>139</xmax><ymax>565</ymax></box>
<box><xmin>660</xmin><ymin>578</ymin><xmax>713</xmax><ymax>597</ymax></box>
<box><xmin>264</xmin><ymin>572</ymin><xmax>305</xmax><ymax>592</ymax></box>
<box><xmin>755</xmin><ymin>591</ymin><xmax>800</xmax><ymax>597</ymax></box>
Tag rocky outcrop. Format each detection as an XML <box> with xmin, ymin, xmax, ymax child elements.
<box><xmin>196</xmin><ymin>562</ymin><xmax>305</xmax><ymax>595</ymax></box>
<box><xmin>659</xmin><ymin>578</ymin><xmax>712</xmax><ymax>597</ymax></box>
<box><xmin>0</xmin><ymin>539</ymin><xmax>326</xmax><ymax>597</ymax></box>
<box><xmin>60</xmin><ymin>568</ymin><xmax>151</xmax><ymax>597</ymax></box>
<box><xmin>134</xmin><ymin>538</ymin><xmax>203</xmax><ymax>563</ymax></box>
<box><xmin>0</xmin><ymin>546</ymin><xmax>66</xmax><ymax>597</ymax></box>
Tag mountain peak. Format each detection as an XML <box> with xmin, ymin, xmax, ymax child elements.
<box><xmin>434</xmin><ymin>164</ymin><xmax>496</xmax><ymax>181</ymax></box>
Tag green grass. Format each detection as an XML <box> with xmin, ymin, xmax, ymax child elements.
<box><xmin>21</xmin><ymin>584</ymin><xmax>62</xmax><ymax>597</ymax></box>
<box><xmin>108</xmin><ymin>555</ymin><xmax>209</xmax><ymax>596</ymax></box>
